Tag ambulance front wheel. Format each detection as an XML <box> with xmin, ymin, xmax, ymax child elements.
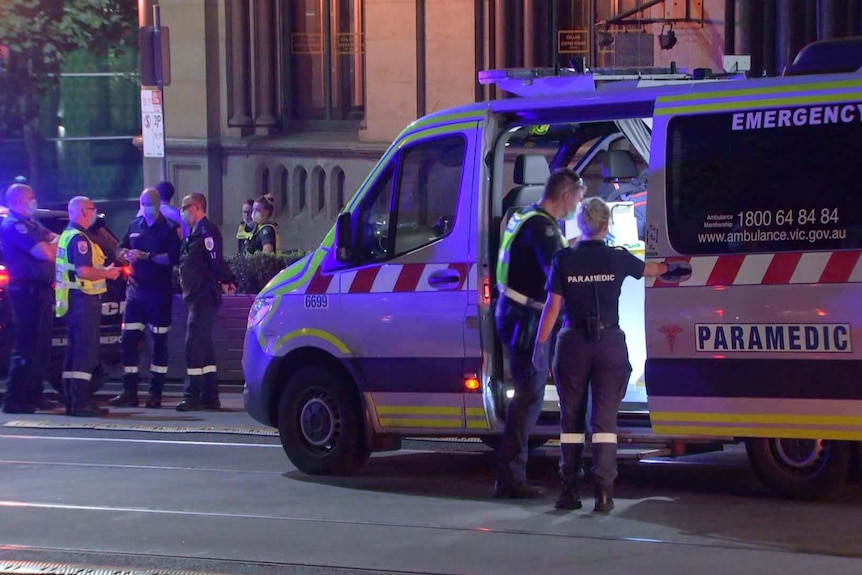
<box><xmin>745</xmin><ymin>437</ymin><xmax>851</xmax><ymax>500</ymax></box>
<box><xmin>278</xmin><ymin>365</ymin><xmax>370</xmax><ymax>475</ymax></box>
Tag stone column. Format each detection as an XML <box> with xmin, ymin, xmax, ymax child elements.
<box><xmin>228</xmin><ymin>0</ymin><xmax>252</xmax><ymax>126</ymax></box>
<box><xmin>254</xmin><ymin>0</ymin><xmax>278</xmax><ymax>126</ymax></box>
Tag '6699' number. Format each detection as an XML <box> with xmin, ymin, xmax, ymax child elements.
<box><xmin>304</xmin><ymin>294</ymin><xmax>328</xmax><ymax>309</ymax></box>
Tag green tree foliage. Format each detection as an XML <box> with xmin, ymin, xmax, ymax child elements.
<box><xmin>0</xmin><ymin>0</ymin><xmax>137</xmax><ymax>186</ymax></box>
<box><xmin>229</xmin><ymin>251</ymin><xmax>307</xmax><ymax>295</ymax></box>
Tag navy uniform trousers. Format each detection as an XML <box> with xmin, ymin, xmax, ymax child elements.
<box><xmin>553</xmin><ymin>326</ymin><xmax>631</xmax><ymax>489</ymax></box>
<box><xmin>121</xmin><ymin>288</ymin><xmax>173</xmax><ymax>398</ymax></box>
<box><xmin>62</xmin><ymin>290</ymin><xmax>102</xmax><ymax>412</ymax></box>
<box><xmin>5</xmin><ymin>283</ymin><xmax>54</xmax><ymax>409</ymax></box>
<box><xmin>183</xmin><ymin>294</ymin><xmax>219</xmax><ymax>405</ymax></box>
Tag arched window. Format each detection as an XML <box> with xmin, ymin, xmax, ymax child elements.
<box><xmin>329</xmin><ymin>166</ymin><xmax>346</xmax><ymax>218</ymax></box>
<box><xmin>279</xmin><ymin>166</ymin><xmax>289</xmax><ymax>215</ymax></box>
<box><xmin>312</xmin><ymin>166</ymin><xmax>326</xmax><ymax>215</ymax></box>
<box><xmin>293</xmin><ymin>166</ymin><xmax>308</xmax><ymax>215</ymax></box>
<box><xmin>261</xmin><ymin>166</ymin><xmax>270</xmax><ymax>197</ymax></box>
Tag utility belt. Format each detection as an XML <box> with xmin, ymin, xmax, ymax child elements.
<box><xmin>564</xmin><ymin>319</ymin><xmax>618</xmax><ymax>342</ymax></box>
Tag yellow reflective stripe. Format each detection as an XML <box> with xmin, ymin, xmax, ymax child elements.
<box><xmin>150</xmin><ymin>365</ymin><xmax>168</xmax><ymax>374</ymax></box>
<box><xmin>466</xmin><ymin>420</ymin><xmax>490</xmax><ymax>429</ymax></box>
<box><xmin>652</xmin><ymin>424</ymin><xmax>862</xmax><ymax>441</ymax></box>
<box><xmin>656</xmin><ymin>92</ymin><xmax>862</xmax><ymax>116</ymax></box>
<box><xmin>149</xmin><ymin>325</ymin><xmax>170</xmax><ymax>334</ymax></box>
<box><xmin>650</xmin><ymin>411</ymin><xmax>862</xmax><ymax>426</ymax></box>
<box><xmin>122</xmin><ymin>323</ymin><xmax>146</xmax><ymax>331</ymax></box>
<box><xmin>378</xmin><ymin>418</ymin><xmax>463</xmax><ymax>428</ymax></box>
<box><xmin>465</xmin><ymin>407</ymin><xmax>486</xmax><ymax>416</ymax></box>
<box><xmin>560</xmin><ymin>433</ymin><xmax>586</xmax><ymax>444</ymax></box>
<box><xmin>62</xmin><ymin>371</ymin><xmax>92</xmax><ymax>381</ymax></box>
<box><xmin>272</xmin><ymin>328</ymin><xmax>351</xmax><ymax>355</ymax></box>
<box><xmin>376</xmin><ymin>406</ymin><xmax>461</xmax><ymax>416</ymax></box>
<box><xmin>592</xmin><ymin>433</ymin><xmax>617</xmax><ymax>444</ymax></box>
<box><xmin>657</xmin><ymin>79</ymin><xmax>862</xmax><ymax>103</ymax></box>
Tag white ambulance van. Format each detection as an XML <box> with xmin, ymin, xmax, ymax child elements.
<box><xmin>244</xmin><ymin>37</ymin><xmax>862</xmax><ymax>499</ymax></box>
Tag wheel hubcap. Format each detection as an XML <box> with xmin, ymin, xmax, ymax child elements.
<box><xmin>299</xmin><ymin>396</ymin><xmax>336</xmax><ymax>446</ymax></box>
<box><xmin>773</xmin><ymin>438</ymin><xmax>824</xmax><ymax>469</ymax></box>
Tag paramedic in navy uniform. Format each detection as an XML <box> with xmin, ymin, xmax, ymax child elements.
<box><xmin>493</xmin><ymin>169</ymin><xmax>585</xmax><ymax>499</ymax></box>
<box><xmin>533</xmin><ymin>196</ymin><xmax>669</xmax><ymax>512</ymax></box>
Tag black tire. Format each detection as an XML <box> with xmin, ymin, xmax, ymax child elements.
<box><xmin>745</xmin><ymin>437</ymin><xmax>851</xmax><ymax>500</ymax></box>
<box><xmin>277</xmin><ymin>365</ymin><xmax>370</xmax><ymax>475</ymax></box>
<box><xmin>479</xmin><ymin>436</ymin><xmax>548</xmax><ymax>451</ymax></box>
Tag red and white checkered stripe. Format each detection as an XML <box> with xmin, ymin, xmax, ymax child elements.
<box><xmin>648</xmin><ymin>251</ymin><xmax>862</xmax><ymax>287</ymax></box>
<box><xmin>305</xmin><ymin>263</ymin><xmax>480</xmax><ymax>294</ymax></box>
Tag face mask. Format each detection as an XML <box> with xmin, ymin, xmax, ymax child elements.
<box><xmin>26</xmin><ymin>199</ymin><xmax>38</xmax><ymax>216</ymax></box>
<box><xmin>181</xmin><ymin>209</ymin><xmax>193</xmax><ymax>225</ymax></box>
<box><xmin>143</xmin><ymin>206</ymin><xmax>159</xmax><ymax>219</ymax></box>
<box><xmin>564</xmin><ymin>208</ymin><xmax>578</xmax><ymax>221</ymax></box>
<box><xmin>252</xmin><ymin>212</ymin><xmax>263</xmax><ymax>224</ymax></box>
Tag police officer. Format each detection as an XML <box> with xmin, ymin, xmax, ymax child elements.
<box><xmin>244</xmin><ymin>195</ymin><xmax>279</xmax><ymax>254</ymax></box>
<box><xmin>176</xmin><ymin>192</ymin><xmax>237</xmax><ymax>412</ymax></box>
<box><xmin>493</xmin><ymin>169</ymin><xmax>585</xmax><ymax>499</ymax></box>
<box><xmin>56</xmin><ymin>196</ymin><xmax>121</xmax><ymax>417</ymax></box>
<box><xmin>236</xmin><ymin>199</ymin><xmax>255</xmax><ymax>253</ymax></box>
<box><xmin>533</xmin><ymin>196</ymin><xmax>669</xmax><ymax>512</ymax></box>
<box><xmin>110</xmin><ymin>187</ymin><xmax>182</xmax><ymax>409</ymax></box>
<box><xmin>0</xmin><ymin>184</ymin><xmax>57</xmax><ymax>414</ymax></box>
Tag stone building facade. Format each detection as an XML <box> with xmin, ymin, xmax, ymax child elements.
<box><xmin>143</xmin><ymin>0</ymin><xmax>735</xmax><ymax>253</ymax></box>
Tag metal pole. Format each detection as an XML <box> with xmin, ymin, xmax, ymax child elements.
<box><xmin>153</xmin><ymin>4</ymin><xmax>167</xmax><ymax>181</ymax></box>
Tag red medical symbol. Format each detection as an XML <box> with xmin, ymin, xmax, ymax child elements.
<box><xmin>659</xmin><ymin>324</ymin><xmax>683</xmax><ymax>353</ymax></box>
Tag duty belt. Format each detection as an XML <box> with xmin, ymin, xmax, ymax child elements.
<box><xmin>500</xmin><ymin>286</ymin><xmax>544</xmax><ymax>311</ymax></box>
<box><xmin>564</xmin><ymin>321</ymin><xmax>619</xmax><ymax>330</ymax></box>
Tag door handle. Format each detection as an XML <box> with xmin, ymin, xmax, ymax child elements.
<box><xmin>427</xmin><ymin>270</ymin><xmax>461</xmax><ymax>287</ymax></box>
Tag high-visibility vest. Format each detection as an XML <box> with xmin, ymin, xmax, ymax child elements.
<box><xmin>55</xmin><ymin>229</ymin><xmax>107</xmax><ymax>318</ymax></box>
<box><xmin>496</xmin><ymin>207</ymin><xmax>566</xmax><ymax>307</ymax></box>
<box><xmin>249</xmin><ymin>221</ymin><xmax>280</xmax><ymax>252</ymax></box>
<box><xmin>236</xmin><ymin>222</ymin><xmax>255</xmax><ymax>242</ymax></box>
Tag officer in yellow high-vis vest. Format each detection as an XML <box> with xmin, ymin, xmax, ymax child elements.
<box><xmin>492</xmin><ymin>169</ymin><xmax>585</xmax><ymax>500</ymax></box>
<box><xmin>55</xmin><ymin>196</ymin><xmax>121</xmax><ymax>417</ymax></box>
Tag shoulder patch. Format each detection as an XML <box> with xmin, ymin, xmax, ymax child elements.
<box><xmin>204</xmin><ymin>236</ymin><xmax>215</xmax><ymax>251</ymax></box>
<box><xmin>545</xmin><ymin>226</ymin><xmax>557</xmax><ymax>237</ymax></box>
<box><xmin>77</xmin><ymin>240</ymin><xmax>89</xmax><ymax>255</ymax></box>
<box><xmin>15</xmin><ymin>222</ymin><xmax>27</xmax><ymax>234</ymax></box>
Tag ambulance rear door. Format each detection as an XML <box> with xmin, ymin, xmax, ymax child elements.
<box><xmin>645</xmin><ymin>74</ymin><xmax>862</xmax><ymax>440</ymax></box>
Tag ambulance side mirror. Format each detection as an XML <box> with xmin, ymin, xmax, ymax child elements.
<box><xmin>335</xmin><ymin>212</ymin><xmax>354</xmax><ymax>263</ymax></box>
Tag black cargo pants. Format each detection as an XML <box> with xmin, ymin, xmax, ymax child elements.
<box><xmin>62</xmin><ymin>291</ymin><xmax>102</xmax><ymax>412</ymax></box>
<box><xmin>4</xmin><ymin>283</ymin><xmax>53</xmax><ymax>410</ymax></box>
<box><xmin>182</xmin><ymin>294</ymin><xmax>219</xmax><ymax>405</ymax></box>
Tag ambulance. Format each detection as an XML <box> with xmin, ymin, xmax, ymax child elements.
<box><xmin>243</xmin><ymin>37</ymin><xmax>862</xmax><ymax>499</ymax></box>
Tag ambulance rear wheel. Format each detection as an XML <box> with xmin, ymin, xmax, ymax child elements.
<box><xmin>278</xmin><ymin>365</ymin><xmax>369</xmax><ymax>475</ymax></box>
<box><xmin>745</xmin><ymin>437</ymin><xmax>851</xmax><ymax>500</ymax></box>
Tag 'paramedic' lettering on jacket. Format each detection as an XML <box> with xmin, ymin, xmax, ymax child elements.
<box><xmin>731</xmin><ymin>104</ymin><xmax>862</xmax><ymax>131</ymax></box>
<box><xmin>179</xmin><ymin>217</ymin><xmax>235</xmax><ymax>304</ymax></box>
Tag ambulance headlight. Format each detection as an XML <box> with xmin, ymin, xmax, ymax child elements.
<box><xmin>248</xmin><ymin>295</ymin><xmax>275</xmax><ymax>329</ymax></box>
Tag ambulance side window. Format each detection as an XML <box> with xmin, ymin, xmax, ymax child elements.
<box><xmin>392</xmin><ymin>135</ymin><xmax>465</xmax><ymax>256</ymax></box>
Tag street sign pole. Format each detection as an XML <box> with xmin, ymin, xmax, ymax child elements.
<box><xmin>153</xmin><ymin>4</ymin><xmax>167</xmax><ymax>181</ymax></box>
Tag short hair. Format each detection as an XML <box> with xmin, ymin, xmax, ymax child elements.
<box><xmin>244</xmin><ymin>199</ymin><xmax>254</xmax><ymax>208</ymax></box>
<box><xmin>155</xmin><ymin>180</ymin><xmax>175</xmax><ymax>202</ymax></box>
<box><xmin>577</xmin><ymin>196</ymin><xmax>610</xmax><ymax>237</ymax></box>
<box><xmin>254</xmin><ymin>194</ymin><xmax>274</xmax><ymax>216</ymax></box>
<box><xmin>543</xmin><ymin>168</ymin><xmax>586</xmax><ymax>202</ymax></box>
<box><xmin>187</xmin><ymin>192</ymin><xmax>207</xmax><ymax>212</ymax></box>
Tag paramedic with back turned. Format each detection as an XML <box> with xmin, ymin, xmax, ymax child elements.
<box><xmin>533</xmin><ymin>196</ymin><xmax>669</xmax><ymax>512</ymax></box>
<box><xmin>493</xmin><ymin>169</ymin><xmax>585</xmax><ymax>499</ymax></box>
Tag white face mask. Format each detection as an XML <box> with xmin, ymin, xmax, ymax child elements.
<box><xmin>252</xmin><ymin>211</ymin><xmax>263</xmax><ymax>224</ymax></box>
<box><xmin>143</xmin><ymin>206</ymin><xmax>159</xmax><ymax>219</ymax></box>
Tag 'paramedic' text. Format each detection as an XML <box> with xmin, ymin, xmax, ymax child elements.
<box><xmin>696</xmin><ymin>324</ymin><xmax>851</xmax><ymax>353</ymax></box>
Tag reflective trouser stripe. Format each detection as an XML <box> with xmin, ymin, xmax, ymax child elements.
<box><xmin>592</xmin><ymin>433</ymin><xmax>618</xmax><ymax>444</ymax></box>
<box><xmin>62</xmin><ymin>371</ymin><xmax>92</xmax><ymax>381</ymax></box>
<box><xmin>122</xmin><ymin>322</ymin><xmax>146</xmax><ymax>331</ymax></box>
<box><xmin>150</xmin><ymin>365</ymin><xmax>168</xmax><ymax>374</ymax></box>
<box><xmin>560</xmin><ymin>433</ymin><xmax>586</xmax><ymax>444</ymax></box>
<box><xmin>149</xmin><ymin>325</ymin><xmax>170</xmax><ymax>334</ymax></box>
<box><xmin>124</xmin><ymin>366</ymin><xmax>139</xmax><ymax>374</ymax></box>
<box><xmin>187</xmin><ymin>365</ymin><xmax>217</xmax><ymax>376</ymax></box>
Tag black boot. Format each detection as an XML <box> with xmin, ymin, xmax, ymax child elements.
<box><xmin>594</xmin><ymin>486</ymin><xmax>614</xmax><ymax>513</ymax></box>
<box><xmin>109</xmin><ymin>391</ymin><xmax>139</xmax><ymax>407</ymax></box>
<box><xmin>554</xmin><ymin>481</ymin><xmax>583</xmax><ymax>510</ymax></box>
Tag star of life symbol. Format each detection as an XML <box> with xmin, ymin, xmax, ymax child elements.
<box><xmin>659</xmin><ymin>324</ymin><xmax>683</xmax><ymax>353</ymax></box>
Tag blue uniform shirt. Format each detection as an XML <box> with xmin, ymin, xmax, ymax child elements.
<box><xmin>0</xmin><ymin>210</ymin><xmax>55</xmax><ymax>286</ymax></box>
<box><xmin>180</xmin><ymin>217</ymin><xmax>235</xmax><ymax>304</ymax></box>
<box><xmin>548</xmin><ymin>240</ymin><xmax>644</xmax><ymax>326</ymax></box>
<box><xmin>119</xmin><ymin>214</ymin><xmax>181</xmax><ymax>295</ymax></box>
<box><xmin>66</xmin><ymin>223</ymin><xmax>96</xmax><ymax>270</ymax></box>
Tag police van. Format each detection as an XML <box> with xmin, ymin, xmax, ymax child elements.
<box><xmin>243</xmin><ymin>37</ymin><xmax>862</xmax><ymax>499</ymax></box>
